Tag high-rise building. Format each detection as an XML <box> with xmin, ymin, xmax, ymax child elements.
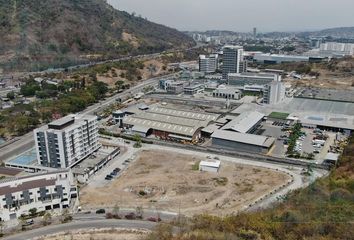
<box><xmin>263</xmin><ymin>81</ymin><xmax>286</xmax><ymax>105</ymax></box>
<box><xmin>199</xmin><ymin>54</ymin><xmax>218</xmax><ymax>73</ymax></box>
<box><xmin>222</xmin><ymin>45</ymin><xmax>245</xmax><ymax>80</ymax></box>
<box><xmin>319</xmin><ymin>42</ymin><xmax>354</xmax><ymax>56</ymax></box>
<box><xmin>253</xmin><ymin>27</ymin><xmax>257</xmax><ymax>39</ymax></box>
<box><xmin>34</xmin><ymin>114</ymin><xmax>100</xmax><ymax>169</ymax></box>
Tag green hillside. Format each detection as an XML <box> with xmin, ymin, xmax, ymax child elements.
<box><xmin>0</xmin><ymin>0</ymin><xmax>194</xmax><ymax>72</ymax></box>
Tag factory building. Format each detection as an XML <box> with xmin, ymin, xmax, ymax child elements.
<box><xmin>0</xmin><ymin>169</ymin><xmax>77</xmax><ymax>221</ymax></box>
<box><xmin>34</xmin><ymin>115</ymin><xmax>101</xmax><ymax>169</ymax></box>
<box><xmin>122</xmin><ymin>104</ymin><xmax>220</xmax><ymax>142</ymax></box>
<box><xmin>254</xmin><ymin>53</ymin><xmax>309</xmax><ymax>64</ymax></box>
<box><xmin>228</xmin><ymin>72</ymin><xmax>280</xmax><ymax>86</ymax></box>
<box><xmin>221</xmin><ymin>111</ymin><xmax>265</xmax><ymax>134</ymax></box>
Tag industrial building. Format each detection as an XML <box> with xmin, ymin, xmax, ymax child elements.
<box><xmin>122</xmin><ymin>104</ymin><xmax>220</xmax><ymax>142</ymax></box>
<box><xmin>212</xmin><ymin>85</ymin><xmax>242</xmax><ymax>100</ymax></box>
<box><xmin>222</xmin><ymin>45</ymin><xmax>246</xmax><ymax>80</ymax></box>
<box><xmin>34</xmin><ymin>114</ymin><xmax>101</xmax><ymax>169</ymax></box>
<box><xmin>319</xmin><ymin>42</ymin><xmax>354</xmax><ymax>56</ymax></box>
<box><xmin>199</xmin><ymin>54</ymin><xmax>218</xmax><ymax>73</ymax></box>
<box><xmin>0</xmin><ymin>169</ymin><xmax>77</xmax><ymax>221</ymax></box>
<box><xmin>228</xmin><ymin>72</ymin><xmax>280</xmax><ymax>86</ymax></box>
<box><xmin>221</xmin><ymin>111</ymin><xmax>265</xmax><ymax>134</ymax></box>
<box><xmin>211</xmin><ymin>130</ymin><xmax>275</xmax><ymax>153</ymax></box>
<box><xmin>254</xmin><ymin>53</ymin><xmax>309</xmax><ymax>64</ymax></box>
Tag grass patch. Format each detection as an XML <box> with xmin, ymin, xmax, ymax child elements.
<box><xmin>268</xmin><ymin>111</ymin><xmax>290</xmax><ymax>120</ymax></box>
<box><xmin>192</xmin><ymin>160</ymin><xmax>201</xmax><ymax>171</ymax></box>
<box><xmin>212</xmin><ymin>177</ymin><xmax>228</xmax><ymax>186</ymax></box>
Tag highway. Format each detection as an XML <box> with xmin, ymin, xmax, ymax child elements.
<box><xmin>3</xmin><ymin>219</ymin><xmax>157</xmax><ymax>240</ymax></box>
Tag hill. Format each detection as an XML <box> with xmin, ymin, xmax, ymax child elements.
<box><xmin>146</xmin><ymin>136</ymin><xmax>354</xmax><ymax>240</ymax></box>
<box><xmin>0</xmin><ymin>0</ymin><xmax>195</xmax><ymax>72</ymax></box>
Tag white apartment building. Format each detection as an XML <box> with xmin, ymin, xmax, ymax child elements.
<box><xmin>199</xmin><ymin>54</ymin><xmax>218</xmax><ymax>73</ymax></box>
<box><xmin>222</xmin><ymin>45</ymin><xmax>246</xmax><ymax>80</ymax></box>
<box><xmin>34</xmin><ymin>114</ymin><xmax>101</xmax><ymax>169</ymax></box>
<box><xmin>0</xmin><ymin>170</ymin><xmax>77</xmax><ymax>221</ymax></box>
<box><xmin>263</xmin><ymin>81</ymin><xmax>286</xmax><ymax>105</ymax></box>
<box><xmin>319</xmin><ymin>42</ymin><xmax>354</xmax><ymax>56</ymax></box>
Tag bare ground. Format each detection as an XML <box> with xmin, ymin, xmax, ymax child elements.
<box><xmin>80</xmin><ymin>150</ymin><xmax>291</xmax><ymax>216</ymax></box>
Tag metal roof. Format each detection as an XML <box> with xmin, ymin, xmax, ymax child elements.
<box><xmin>200</xmin><ymin>160</ymin><xmax>221</xmax><ymax>168</ymax></box>
<box><xmin>212</xmin><ymin>130</ymin><xmax>275</xmax><ymax>148</ymax></box>
<box><xmin>222</xmin><ymin>111</ymin><xmax>265</xmax><ymax>133</ymax></box>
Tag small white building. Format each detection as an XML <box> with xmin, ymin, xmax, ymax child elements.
<box><xmin>199</xmin><ymin>160</ymin><xmax>221</xmax><ymax>173</ymax></box>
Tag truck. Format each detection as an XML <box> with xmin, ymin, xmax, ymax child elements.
<box><xmin>312</xmin><ymin>139</ymin><xmax>326</xmax><ymax>146</ymax></box>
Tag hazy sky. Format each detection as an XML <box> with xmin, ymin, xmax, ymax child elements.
<box><xmin>108</xmin><ymin>0</ymin><xmax>354</xmax><ymax>32</ymax></box>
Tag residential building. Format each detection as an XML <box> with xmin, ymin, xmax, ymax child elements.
<box><xmin>222</xmin><ymin>45</ymin><xmax>245</xmax><ymax>80</ymax></box>
<box><xmin>319</xmin><ymin>42</ymin><xmax>354</xmax><ymax>56</ymax></box>
<box><xmin>263</xmin><ymin>81</ymin><xmax>286</xmax><ymax>104</ymax></box>
<box><xmin>199</xmin><ymin>54</ymin><xmax>218</xmax><ymax>73</ymax></box>
<box><xmin>228</xmin><ymin>72</ymin><xmax>280</xmax><ymax>86</ymax></box>
<box><xmin>34</xmin><ymin>115</ymin><xmax>101</xmax><ymax>169</ymax></box>
<box><xmin>0</xmin><ymin>169</ymin><xmax>77</xmax><ymax>221</ymax></box>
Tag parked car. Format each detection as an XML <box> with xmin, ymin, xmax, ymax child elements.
<box><xmin>147</xmin><ymin>216</ymin><xmax>162</xmax><ymax>222</ymax></box>
<box><xmin>114</xmin><ymin>168</ymin><xmax>121</xmax><ymax>172</ymax></box>
<box><xmin>125</xmin><ymin>212</ymin><xmax>136</xmax><ymax>220</ymax></box>
<box><xmin>96</xmin><ymin>209</ymin><xmax>106</xmax><ymax>214</ymax></box>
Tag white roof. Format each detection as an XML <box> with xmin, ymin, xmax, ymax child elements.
<box><xmin>212</xmin><ymin>130</ymin><xmax>275</xmax><ymax>148</ymax></box>
<box><xmin>222</xmin><ymin>111</ymin><xmax>265</xmax><ymax>133</ymax></box>
<box><xmin>325</xmin><ymin>153</ymin><xmax>340</xmax><ymax>161</ymax></box>
<box><xmin>200</xmin><ymin>160</ymin><xmax>221</xmax><ymax>168</ymax></box>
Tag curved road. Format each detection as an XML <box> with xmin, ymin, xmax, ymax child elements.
<box><xmin>3</xmin><ymin>219</ymin><xmax>156</xmax><ymax>240</ymax></box>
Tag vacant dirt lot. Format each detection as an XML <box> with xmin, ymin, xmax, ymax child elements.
<box><xmin>80</xmin><ymin>150</ymin><xmax>290</xmax><ymax>216</ymax></box>
<box><xmin>38</xmin><ymin>228</ymin><xmax>149</xmax><ymax>240</ymax></box>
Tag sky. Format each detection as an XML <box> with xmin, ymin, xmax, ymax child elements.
<box><xmin>107</xmin><ymin>0</ymin><xmax>354</xmax><ymax>33</ymax></box>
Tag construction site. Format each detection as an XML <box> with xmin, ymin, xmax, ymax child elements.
<box><xmin>79</xmin><ymin>149</ymin><xmax>291</xmax><ymax>216</ymax></box>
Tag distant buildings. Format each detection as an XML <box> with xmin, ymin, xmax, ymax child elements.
<box><xmin>253</xmin><ymin>27</ymin><xmax>257</xmax><ymax>39</ymax></box>
<box><xmin>263</xmin><ymin>81</ymin><xmax>286</xmax><ymax>105</ymax></box>
<box><xmin>34</xmin><ymin>115</ymin><xmax>100</xmax><ymax>169</ymax></box>
<box><xmin>319</xmin><ymin>42</ymin><xmax>354</xmax><ymax>56</ymax></box>
<box><xmin>199</xmin><ymin>54</ymin><xmax>218</xmax><ymax>73</ymax></box>
<box><xmin>0</xmin><ymin>169</ymin><xmax>77</xmax><ymax>221</ymax></box>
<box><xmin>222</xmin><ymin>45</ymin><xmax>246</xmax><ymax>80</ymax></box>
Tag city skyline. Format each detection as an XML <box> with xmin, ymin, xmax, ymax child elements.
<box><xmin>108</xmin><ymin>0</ymin><xmax>354</xmax><ymax>32</ymax></box>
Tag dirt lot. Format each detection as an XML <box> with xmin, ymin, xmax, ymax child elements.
<box><xmin>80</xmin><ymin>150</ymin><xmax>290</xmax><ymax>216</ymax></box>
<box><xmin>37</xmin><ymin>228</ymin><xmax>149</xmax><ymax>240</ymax></box>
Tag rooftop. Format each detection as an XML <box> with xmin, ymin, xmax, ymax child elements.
<box><xmin>212</xmin><ymin>130</ymin><xmax>275</xmax><ymax>148</ymax></box>
<box><xmin>222</xmin><ymin>111</ymin><xmax>265</xmax><ymax>133</ymax></box>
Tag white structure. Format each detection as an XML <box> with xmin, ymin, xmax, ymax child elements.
<box><xmin>319</xmin><ymin>42</ymin><xmax>354</xmax><ymax>56</ymax></box>
<box><xmin>222</xmin><ymin>111</ymin><xmax>265</xmax><ymax>134</ymax></box>
<box><xmin>263</xmin><ymin>81</ymin><xmax>286</xmax><ymax>104</ymax></box>
<box><xmin>199</xmin><ymin>54</ymin><xmax>218</xmax><ymax>73</ymax></box>
<box><xmin>228</xmin><ymin>72</ymin><xmax>281</xmax><ymax>86</ymax></box>
<box><xmin>199</xmin><ymin>160</ymin><xmax>221</xmax><ymax>173</ymax></box>
<box><xmin>0</xmin><ymin>170</ymin><xmax>77</xmax><ymax>221</ymax></box>
<box><xmin>212</xmin><ymin>85</ymin><xmax>242</xmax><ymax>100</ymax></box>
<box><xmin>222</xmin><ymin>45</ymin><xmax>245</xmax><ymax>80</ymax></box>
<box><xmin>34</xmin><ymin>115</ymin><xmax>101</xmax><ymax>169</ymax></box>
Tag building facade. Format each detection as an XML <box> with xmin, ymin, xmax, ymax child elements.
<box><xmin>319</xmin><ymin>42</ymin><xmax>354</xmax><ymax>56</ymax></box>
<box><xmin>199</xmin><ymin>54</ymin><xmax>218</xmax><ymax>73</ymax></box>
<box><xmin>0</xmin><ymin>170</ymin><xmax>77</xmax><ymax>221</ymax></box>
<box><xmin>222</xmin><ymin>45</ymin><xmax>245</xmax><ymax>80</ymax></box>
<box><xmin>34</xmin><ymin>115</ymin><xmax>100</xmax><ymax>169</ymax></box>
<box><xmin>263</xmin><ymin>81</ymin><xmax>286</xmax><ymax>104</ymax></box>
<box><xmin>212</xmin><ymin>85</ymin><xmax>242</xmax><ymax>100</ymax></box>
<box><xmin>228</xmin><ymin>72</ymin><xmax>280</xmax><ymax>86</ymax></box>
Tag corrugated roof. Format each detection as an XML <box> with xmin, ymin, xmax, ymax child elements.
<box><xmin>222</xmin><ymin>111</ymin><xmax>264</xmax><ymax>133</ymax></box>
<box><xmin>200</xmin><ymin>160</ymin><xmax>221</xmax><ymax>168</ymax></box>
<box><xmin>211</xmin><ymin>130</ymin><xmax>275</xmax><ymax>147</ymax></box>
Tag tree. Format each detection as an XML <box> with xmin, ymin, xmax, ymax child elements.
<box><xmin>29</xmin><ymin>208</ymin><xmax>37</xmax><ymax>218</ymax></box>
<box><xmin>133</xmin><ymin>134</ymin><xmax>142</xmax><ymax>148</ymax></box>
<box><xmin>60</xmin><ymin>209</ymin><xmax>72</xmax><ymax>223</ymax></box>
<box><xmin>113</xmin><ymin>203</ymin><xmax>120</xmax><ymax>216</ymax></box>
<box><xmin>6</xmin><ymin>91</ymin><xmax>15</xmax><ymax>100</ymax></box>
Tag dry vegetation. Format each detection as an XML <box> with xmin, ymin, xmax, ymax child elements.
<box><xmin>80</xmin><ymin>150</ymin><xmax>290</xmax><ymax>216</ymax></box>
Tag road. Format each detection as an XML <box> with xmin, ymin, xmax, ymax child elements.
<box><xmin>0</xmin><ymin>73</ymin><xmax>177</xmax><ymax>163</ymax></box>
<box><xmin>3</xmin><ymin>219</ymin><xmax>156</xmax><ymax>240</ymax></box>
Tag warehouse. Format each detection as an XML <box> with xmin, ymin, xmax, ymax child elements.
<box><xmin>211</xmin><ymin>130</ymin><xmax>275</xmax><ymax>153</ymax></box>
<box><xmin>222</xmin><ymin>111</ymin><xmax>265</xmax><ymax>134</ymax></box>
<box><xmin>123</xmin><ymin>104</ymin><xmax>220</xmax><ymax>142</ymax></box>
